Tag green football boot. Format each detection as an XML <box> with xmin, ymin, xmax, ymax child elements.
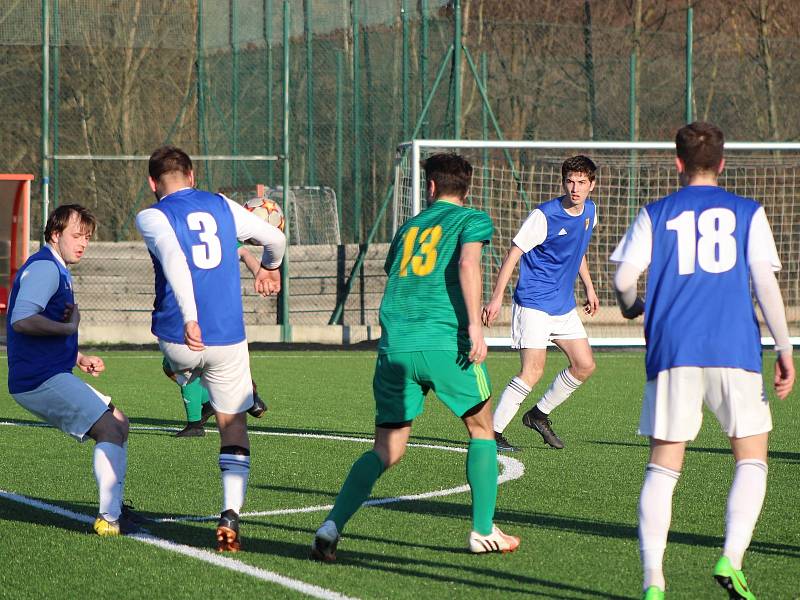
<box><xmin>713</xmin><ymin>556</ymin><xmax>756</xmax><ymax>600</ymax></box>
<box><xmin>642</xmin><ymin>586</ymin><xmax>664</xmax><ymax>600</ymax></box>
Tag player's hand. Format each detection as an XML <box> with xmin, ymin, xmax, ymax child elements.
<box><xmin>77</xmin><ymin>354</ymin><xmax>105</xmax><ymax>377</ymax></box>
<box><xmin>255</xmin><ymin>267</ymin><xmax>281</xmax><ymax>297</ymax></box>
<box><xmin>184</xmin><ymin>320</ymin><xmax>205</xmax><ymax>352</ymax></box>
<box><xmin>468</xmin><ymin>324</ymin><xmax>488</xmax><ymax>364</ymax></box>
<box><xmin>63</xmin><ymin>303</ymin><xmax>80</xmax><ymax>334</ymax></box>
<box><xmin>583</xmin><ymin>291</ymin><xmax>599</xmax><ymax>317</ymax></box>
<box><xmin>774</xmin><ymin>352</ymin><xmax>795</xmax><ymax>400</ymax></box>
<box><xmin>482</xmin><ymin>298</ymin><xmax>502</xmax><ymax>327</ymax></box>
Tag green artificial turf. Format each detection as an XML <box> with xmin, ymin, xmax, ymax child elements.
<box><xmin>0</xmin><ymin>350</ymin><xmax>797</xmax><ymax>599</ymax></box>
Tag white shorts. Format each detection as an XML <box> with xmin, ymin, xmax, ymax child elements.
<box><xmin>12</xmin><ymin>372</ymin><xmax>111</xmax><ymax>443</ymax></box>
<box><xmin>639</xmin><ymin>367</ymin><xmax>772</xmax><ymax>442</ymax></box>
<box><xmin>160</xmin><ymin>339</ymin><xmax>253</xmax><ymax>415</ymax></box>
<box><xmin>511</xmin><ymin>303</ymin><xmax>588</xmax><ymax>349</ymax></box>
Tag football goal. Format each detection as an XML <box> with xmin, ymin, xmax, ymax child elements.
<box><xmin>394</xmin><ymin>139</ymin><xmax>800</xmax><ymax>346</ymax></box>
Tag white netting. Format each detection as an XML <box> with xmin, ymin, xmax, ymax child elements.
<box><xmin>394</xmin><ymin>141</ymin><xmax>800</xmax><ymax>341</ymax></box>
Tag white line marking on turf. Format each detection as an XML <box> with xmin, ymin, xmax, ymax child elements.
<box><xmin>0</xmin><ymin>421</ymin><xmax>525</xmax><ymax>525</ymax></box>
<box><xmin>0</xmin><ymin>488</ymin><xmax>357</xmax><ymax>600</ymax></box>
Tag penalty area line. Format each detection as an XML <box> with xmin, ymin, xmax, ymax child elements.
<box><xmin>0</xmin><ymin>488</ymin><xmax>358</xmax><ymax>600</ymax></box>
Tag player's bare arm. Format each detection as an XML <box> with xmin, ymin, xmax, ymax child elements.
<box><xmin>482</xmin><ymin>244</ymin><xmax>523</xmax><ymax>326</ymax></box>
<box><xmin>12</xmin><ymin>302</ymin><xmax>80</xmax><ymax>336</ymax></box>
<box><xmin>76</xmin><ymin>352</ymin><xmax>105</xmax><ymax>377</ymax></box>
<box><xmin>578</xmin><ymin>255</ymin><xmax>599</xmax><ymax>316</ymax></box>
<box><xmin>237</xmin><ymin>246</ymin><xmax>261</xmax><ymax>279</ymax></box>
<box><xmin>460</xmin><ymin>241</ymin><xmax>488</xmax><ymax>364</ymax></box>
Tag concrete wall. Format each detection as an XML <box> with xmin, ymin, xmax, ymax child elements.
<box><xmin>66</xmin><ymin>241</ymin><xmax>390</xmax><ymax>344</ymax></box>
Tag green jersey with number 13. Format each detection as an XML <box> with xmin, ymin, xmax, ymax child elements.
<box><xmin>377</xmin><ymin>200</ymin><xmax>493</xmax><ymax>354</ymax></box>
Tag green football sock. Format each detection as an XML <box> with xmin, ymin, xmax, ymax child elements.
<box><xmin>181</xmin><ymin>379</ymin><xmax>209</xmax><ymax>422</ymax></box>
<box><xmin>467</xmin><ymin>438</ymin><xmax>498</xmax><ymax>535</ymax></box>
<box><xmin>326</xmin><ymin>450</ymin><xmax>385</xmax><ymax>531</ymax></box>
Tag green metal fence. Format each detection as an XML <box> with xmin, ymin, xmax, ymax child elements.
<box><xmin>2</xmin><ymin>0</ymin><xmax>800</xmax><ymax>329</ymax></box>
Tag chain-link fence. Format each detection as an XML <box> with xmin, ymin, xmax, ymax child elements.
<box><xmin>2</xmin><ymin>0</ymin><xmax>800</xmax><ymax>331</ymax></box>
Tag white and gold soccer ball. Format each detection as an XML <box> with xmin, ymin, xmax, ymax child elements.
<box><xmin>244</xmin><ymin>197</ymin><xmax>285</xmax><ymax>232</ymax></box>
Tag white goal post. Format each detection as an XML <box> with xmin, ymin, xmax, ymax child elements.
<box><xmin>394</xmin><ymin>139</ymin><xmax>800</xmax><ymax>347</ymax></box>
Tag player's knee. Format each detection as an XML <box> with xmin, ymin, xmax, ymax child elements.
<box><xmin>572</xmin><ymin>361</ymin><xmax>595</xmax><ymax>381</ymax></box>
<box><xmin>518</xmin><ymin>367</ymin><xmax>543</xmax><ymax>387</ymax></box>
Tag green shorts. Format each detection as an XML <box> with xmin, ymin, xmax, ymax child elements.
<box><xmin>372</xmin><ymin>350</ymin><xmax>492</xmax><ymax>425</ymax></box>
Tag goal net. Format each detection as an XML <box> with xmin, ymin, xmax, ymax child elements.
<box><xmin>223</xmin><ymin>184</ymin><xmax>341</xmax><ymax>246</ymax></box>
<box><xmin>394</xmin><ymin>140</ymin><xmax>800</xmax><ymax>345</ymax></box>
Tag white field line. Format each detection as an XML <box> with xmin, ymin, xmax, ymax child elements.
<box><xmin>0</xmin><ymin>488</ymin><xmax>356</xmax><ymax>600</ymax></box>
<box><xmin>0</xmin><ymin>420</ymin><xmax>524</xmax><ymax>598</ymax></box>
<box><xmin>0</xmin><ymin>421</ymin><xmax>525</xmax><ymax>525</ymax></box>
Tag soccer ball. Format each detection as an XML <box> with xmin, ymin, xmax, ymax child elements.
<box><xmin>244</xmin><ymin>197</ymin><xmax>285</xmax><ymax>232</ymax></box>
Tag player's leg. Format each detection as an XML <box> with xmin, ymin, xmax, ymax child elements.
<box><xmin>327</xmin><ymin>424</ymin><xmax>411</xmax><ymax>532</ymax></box>
<box><xmin>493</xmin><ymin>347</ymin><xmax>546</xmax><ymax>452</ymax></box>
<box><xmin>493</xmin><ymin>305</ymin><xmax>553</xmax><ymax>451</ymax></box>
<box><xmin>522</xmin><ymin>312</ymin><xmax>595</xmax><ymax>449</ymax></box>
<box><xmin>462</xmin><ymin>400</ymin><xmax>520</xmax><ymax>553</ymax></box>
<box><xmin>13</xmin><ymin>372</ymin><xmax>139</xmax><ymax>536</ymax></box>
<box><xmin>312</xmin><ymin>352</ymin><xmax>422</xmax><ymax>562</ymax></box>
<box><xmin>247</xmin><ymin>379</ymin><xmax>267</xmax><ymax>418</ymax></box>
<box><xmin>312</xmin><ymin>424</ymin><xmax>411</xmax><ymax>562</ymax></box>
<box><xmin>705</xmin><ymin>368</ymin><xmax>771</xmax><ymax>599</ymax></box>
<box><xmin>428</xmin><ymin>351</ymin><xmax>519</xmax><ymax>553</ymax></box>
<box><xmin>163</xmin><ymin>356</ymin><xmax>211</xmax><ymax>437</ymax></box>
<box><xmin>711</xmin><ymin>433</ymin><xmax>766</xmax><ymax>600</ymax></box>
<box><xmin>199</xmin><ymin>340</ymin><xmax>254</xmax><ymax>552</ymax></box>
<box><xmin>639</xmin><ymin>439</ymin><xmax>685</xmax><ymax>596</ymax></box>
<box><xmin>636</xmin><ymin>367</ymin><xmax>704</xmax><ymax>597</ymax></box>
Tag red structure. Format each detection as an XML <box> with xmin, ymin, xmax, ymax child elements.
<box><xmin>0</xmin><ymin>175</ymin><xmax>32</xmax><ymax>313</ymax></box>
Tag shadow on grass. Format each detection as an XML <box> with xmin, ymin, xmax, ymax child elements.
<box><xmin>0</xmin><ymin>493</ymin><xmax>630</xmax><ymax>599</ymax></box>
<box><xmin>589</xmin><ymin>440</ymin><xmax>800</xmax><ymax>463</ymax></box>
<box><xmin>247</xmin><ymin>520</ymin><xmax>634</xmax><ymax>600</ymax></box>
<box><xmin>344</xmin><ymin>497</ymin><xmax>800</xmax><ymax>560</ymax></box>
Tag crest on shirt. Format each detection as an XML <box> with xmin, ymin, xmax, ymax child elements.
<box><xmin>584</xmin><ymin>217</ymin><xmax>590</xmax><ymax>230</ymax></box>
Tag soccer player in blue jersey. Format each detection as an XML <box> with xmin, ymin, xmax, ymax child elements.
<box><xmin>136</xmin><ymin>146</ymin><xmax>286</xmax><ymax>552</ymax></box>
<box><xmin>611</xmin><ymin>122</ymin><xmax>795</xmax><ymax>600</ymax></box>
<box><xmin>483</xmin><ymin>155</ymin><xmax>599</xmax><ymax>451</ymax></box>
<box><xmin>7</xmin><ymin>205</ymin><xmax>144</xmax><ymax>536</ymax></box>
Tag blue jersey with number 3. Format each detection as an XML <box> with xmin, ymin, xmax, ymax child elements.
<box><xmin>149</xmin><ymin>188</ymin><xmax>245</xmax><ymax>345</ymax></box>
<box><xmin>644</xmin><ymin>186</ymin><xmax>761</xmax><ymax>379</ymax></box>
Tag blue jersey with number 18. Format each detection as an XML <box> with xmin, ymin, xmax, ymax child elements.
<box><xmin>149</xmin><ymin>188</ymin><xmax>245</xmax><ymax>345</ymax></box>
<box><xmin>644</xmin><ymin>185</ymin><xmax>761</xmax><ymax>379</ymax></box>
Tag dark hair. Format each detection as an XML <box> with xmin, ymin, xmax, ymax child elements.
<box><xmin>561</xmin><ymin>155</ymin><xmax>597</xmax><ymax>182</ymax></box>
<box><xmin>675</xmin><ymin>122</ymin><xmax>724</xmax><ymax>177</ymax></box>
<box><xmin>148</xmin><ymin>145</ymin><xmax>193</xmax><ymax>182</ymax></box>
<box><xmin>422</xmin><ymin>153</ymin><xmax>473</xmax><ymax>200</ymax></box>
<box><xmin>45</xmin><ymin>204</ymin><xmax>96</xmax><ymax>243</ymax></box>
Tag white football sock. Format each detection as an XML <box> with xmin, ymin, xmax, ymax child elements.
<box><xmin>723</xmin><ymin>459</ymin><xmax>768</xmax><ymax>570</ymax></box>
<box><xmin>220</xmin><ymin>453</ymin><xmax>251</xmax><ymax>514</ymax></box>
<box><xmin>536</xmin><ymin>368</ymin><xmax>582</xmax><ymax>414</ymax></box>
<box><xmin>639</xmin><ymin>463</ymin><xmax>681</xmax><ymax>591</ymax></box>
<box><xmin>94</xmin><ymin>442</ymin><xmax>126</xmax><ymax>521</ymax></box>
<box><xmin>493</xmin><ymin>377</ymin><xmax>531</xmax><ymax>433</ymax></box>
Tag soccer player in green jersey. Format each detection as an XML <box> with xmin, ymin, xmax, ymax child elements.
<box><xmin>311</xmin><ymin>153</ymin><xmax>520</xmax><ymax>561</ymax></box>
